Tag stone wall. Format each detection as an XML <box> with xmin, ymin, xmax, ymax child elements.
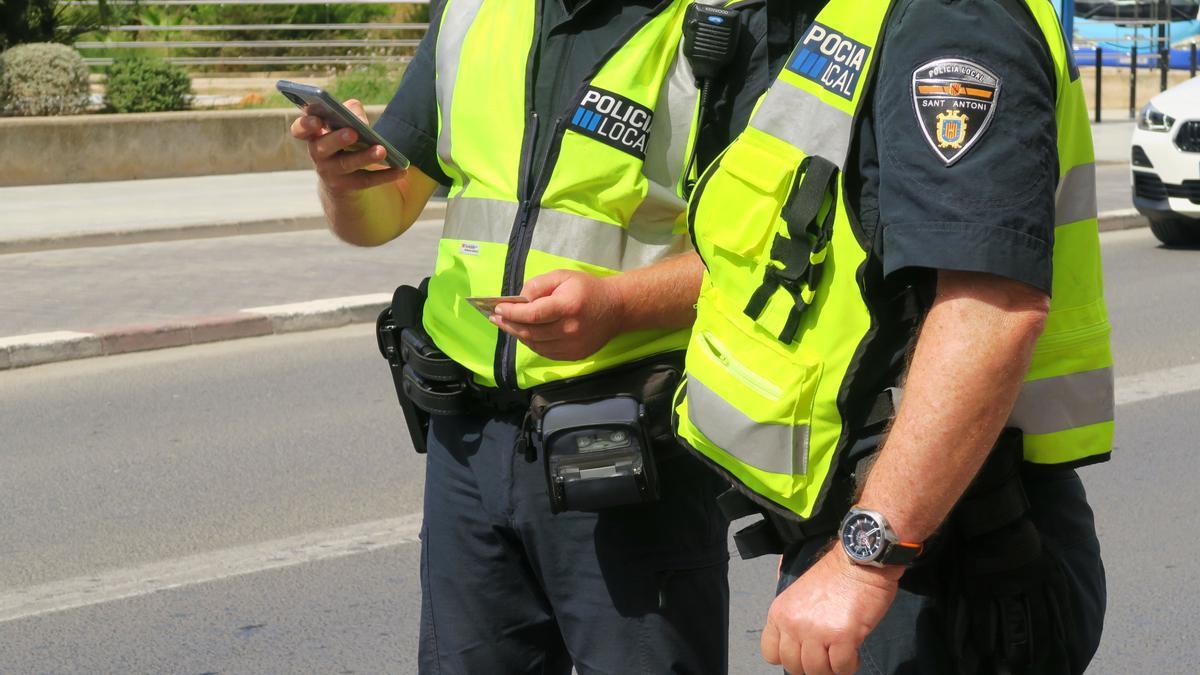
<box><xmin>0</xmin><ymin>106</ymin><xmax>385</xmax><ymax>187</ymax></box>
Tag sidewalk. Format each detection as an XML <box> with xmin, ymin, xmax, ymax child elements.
<box><xmin>0</xmin><ymin>171</ymin><xmax>446</xmax><ymax>254</ymax></box>
<box><xmin>1091</xmin><ymin>117</ymin><xmax>1134</xmax><ymax>165</ymax></box>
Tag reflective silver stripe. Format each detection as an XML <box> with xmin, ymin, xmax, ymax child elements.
<box><xmin>687</xmin><ymin>376</ymin><xmax>808</xmax><ymax>476</ymax></box>
<box><xmin>442</xmin><ymin>196</ymin><xmax>517</xmax><ymax>243</ymax></box>
<box><xmin>641</xmin><ymin>42</ymin><xmax>697</xmax><ymax>193</ymax></box>
<box><xmin>1010</xmin><ymin>367</ymin><xmax>1114</xmax><ymax>435</ymax></box>
<box><xmin>640</xmin><ymin>0</ymin><xmax>723</xmax><ymax>190</ymax></box>
<box><xmin>434</xmin><ymin>0</ymin><xmax>484</xmax><ymax>181</ymax></box>
<box><xmin>443</xmin><ymin>197</ymin><xmax>688</xmax><ymax>271</ymax></box>
<box><xmin>750</xmin><ymin>84</ymin><xmax>854</xmax><ymax>171</ymax></box>
<box><xmin>534</xmin><ymin>208</ymin><xmax>688</xmax><ymax>271</ymax></box>
<box><xmin>1055</xmin><ymin>162</ymin><xmax>1098</xmax><ymax>227</ymax></box>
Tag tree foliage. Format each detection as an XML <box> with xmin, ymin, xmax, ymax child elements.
<box><xmin>0</xmin><ymin>0</ymin><xmax>126</xmax><ymax>51</ymax></box>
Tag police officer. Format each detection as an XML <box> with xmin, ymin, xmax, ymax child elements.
<box><xmin>674</xmin><ymin>1</ymin><xmax>1110</xmax><ymax>673</ymax></box>
<box><xmin>290</xmin><ymin>1</ymin><xmax>744</xmax><ymax>673</ymax></box>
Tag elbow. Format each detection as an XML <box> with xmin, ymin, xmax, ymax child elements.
<box><xmin>1011</xmin><ymin>301</ymin><xmax>1049</xmax><ymax>346</ymax></box>
<box><xmin>999</xmin><ymin>285</ymin><xmax>1050</xmax><ymax>348</ymax></box>
<box><xmin>332</xmin><ymin>225</ymin><xmax>392</xmax><ymax>248</ymax></box>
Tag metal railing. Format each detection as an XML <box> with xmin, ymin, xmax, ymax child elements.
<box><xmin>68</xmin><ymin>0</ymin><xmax>428</xmax><ymax>5</ymax></box>
<box><xmin>69</xmin><ymin>0</ymin><xmax>430</xmax><ymax>68</ymax></box>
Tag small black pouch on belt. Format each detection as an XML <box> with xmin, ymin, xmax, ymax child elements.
<box><xmin>942</xmin><ymin>429</ymin><xmax>1077</xmax><ymax>675</ymax></box>
<box><xmin>376</xmin><ymin>280</ymin><xmax>468</xmax><ymax>454</ymax></box>
<box><xmin>527</xmin><ymin>352</ymin><xmax>685</xmax><ymax>513</ymax></box>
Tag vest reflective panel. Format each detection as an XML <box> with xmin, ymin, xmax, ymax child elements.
<box><xmin>426</xmin><ymin>0</ymin><xmax>705</xmax><ymax>389</ymax></box>
<box><xmin>675</xmin><ymin>0</ymin><xmax>1114</xmax><ymax>520</ymax></box>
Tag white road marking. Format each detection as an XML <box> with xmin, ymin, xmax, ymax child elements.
<box><xmin>1</xmin><ymin>362</ymin><xmax>1197</xmax><ymax>625</ymax></box>
<box><xmin>0</xmin><ymin>513</ymin><xmax>422</xmax><ymax>624</ymax></box>
<box><xmin>1116</xmin><ymin>362</ymin><xmax>1200</xmax><ymax>407</ymax></box>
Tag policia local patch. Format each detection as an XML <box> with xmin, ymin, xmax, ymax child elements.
<box><xmin>911</xmin><ymin>58</ymin><xmax>1001</xmax><ymax>166</ymax></box>
<box><xmin>786</xmin><ymin>23</ymin><xmax>871</xmax><ymax>100</ymax></box>
<box><xmin>568</xmin><ymin>87</ymin><xmax>653</xmax><ymax>160</ymax></box>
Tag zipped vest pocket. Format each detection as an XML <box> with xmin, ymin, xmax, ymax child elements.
<box><xmin>682</xmin><ymin>284</ymin><xmax>822</xmax><ymax>497</ymax></box>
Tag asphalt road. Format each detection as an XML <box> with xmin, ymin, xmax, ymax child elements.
<box><xmin>1</xmin><ymin>227</ymin><xmax>1198</xmax><ymax>673</ymax></box>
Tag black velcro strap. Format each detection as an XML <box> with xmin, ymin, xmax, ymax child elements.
<box><xmin>716</xmin><ymin>486</ymin><xmax>763</xmax><ymax>521</ymax></box>
<box><xmin>400</xmin><ymin>327</ymin><xmax>466</xmax><ymax>383</ymax></box>
<box><xmin>732</xmin><ymin>519</ymin><xmax>785</xmax><ymax>559</ymax></box>
<box><xmin>779</xmin><ymin>304</ymin><xmax>806</xmax><ymax>344</ymax></box>
<box><xmin>402</xmin><ymin>365</ymin><xmax>471</xmax><ymax>416</ymax></box>
<box><xmin>863</xmin><ymin>388</ymin><xmax>901</xmax><ymax>429</ymax></box>
<box><xmin>743</xmin><ymin>272</ymin><xmax>780</xmax><ymax>320</ymax></box>
<box><xmin>781</xmin><ymin>156</ymin><xmax>837</xmax><ymax>243</ymax></box>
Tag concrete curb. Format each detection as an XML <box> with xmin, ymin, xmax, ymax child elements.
<box><xmin>1097</xmin><ymin>208</ymin><xmax>1149</xmax><ymax>232</ymax></box>
<box><xmin>0</xmin><ymin>294</ymin><xmax>391</xmax><ymax>372</ymax></box>
<box><xmin>0</xmin><ymin>202</ymin><xmax>448</xmax><ymax>255</ymax></box>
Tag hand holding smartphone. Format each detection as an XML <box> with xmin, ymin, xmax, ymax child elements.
<box><xmin>277</xmin><ymin>80</ymin><xmax>410</xmax><ymax>170</ymax></box>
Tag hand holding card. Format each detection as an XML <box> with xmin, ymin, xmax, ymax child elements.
<box><xmin>466</xmin><ymin>296</ymin><xmax>529</xmax><ymax>318</ymax></box>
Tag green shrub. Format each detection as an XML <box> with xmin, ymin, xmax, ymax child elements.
<box><xmin>0</xmin><ymin>42</ymin><xmax>90</xmax><ymax>116</ymax></box>
<box><xmin>105</xmin><ymin>55</ymin><xmax>191</xmax><ymax>113</ymax></box>
<box><xmin>329</xmin><ymin>64</ymin><xmax>405</xmax><ymax>106</ymax></box>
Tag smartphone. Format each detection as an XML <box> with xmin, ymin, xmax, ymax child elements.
<box><xmin>466</xmin><ymin>296</ymin><xmax>529</xmax><ymax>318</ymax></box>
<box><xmin>276</xmin><ymin>80</ymin><xmax>410</xmax><ymax>170</ymax></box>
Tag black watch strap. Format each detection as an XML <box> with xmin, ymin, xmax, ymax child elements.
<box><xmin>879</xmin><ymin>540</ymin><xmax>923</xmax><ymax>567</ymax></box>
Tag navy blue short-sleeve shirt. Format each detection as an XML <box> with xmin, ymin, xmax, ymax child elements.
<box><xmin>710</xmin><ymin>0</ymin><xmax>1060</xmax><ymax>295</ymax></box>
<box><xmin>862</xmin><ymin>0</ymin><xmax>1059</xmax><ymax>295</ymax></box>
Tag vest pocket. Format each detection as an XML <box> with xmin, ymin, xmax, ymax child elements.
<box><xmin>690</xmin><ymin>137</ymin><xmax>797</xmax><ymax>262</ymax></box>
<box><xmin>683</xmin><ymin>286</ymin><xmax>822</xmax><ymax>493</ymax></box>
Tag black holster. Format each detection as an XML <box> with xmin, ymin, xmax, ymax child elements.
<box><xmin>376</xmin><ymin>280</ymin><xmax>468</xmax><ymax>454</ymax></box>
<box><xmin>941</xmin><ymin>429</ymin><xmax>1078</xmax><ymax>675</ymax></box>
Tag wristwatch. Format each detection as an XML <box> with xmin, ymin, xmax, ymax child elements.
<box><xmin>839</xmin><ymin>507</ymin><xmax>923</xmax><ymax>567</ymax></box>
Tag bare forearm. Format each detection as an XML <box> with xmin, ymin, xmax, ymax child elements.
<box><xmin>319</xmin><ymin>171</ymin><xmax>435</xmax><ymax>247</ymax></box>
<box><xmin>607</xmin><ymin>252</ymin><xmax>704</xmax><ymax>333</ymax></box>
<box><xmin>858</xmin><ymin>271</ymin><xmax>1049</xmax><ymax>543</ymax></box>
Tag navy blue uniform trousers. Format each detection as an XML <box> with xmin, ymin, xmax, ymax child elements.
<box><xmin>777</xmin><ymin>470</ymin><xmax>1106</xmax><ymax>675</ymax></box>
<box><xmin>418</xmin><ymin>411</ymin><xmax>731</xmax><ymax>674</ymax></box>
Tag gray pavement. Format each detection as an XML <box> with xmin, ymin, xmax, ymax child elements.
<box><xmin>0</xmin><ymin>172</ymin><xmax>324</xmax><ymax>249</ymax></box>
<box><xmin>1091</xmin><ymin>119</ymin><xmax>1134</xmax><ymax>166</ymax></box>
<box><xmin>0</xmin><ymin>225</ymin><xmax>439</xmax><ymax>338</ymax></box>
<box><xmin>0</xmin><ymin>228</ymin><xmax>1198</xmax><ymax>673</ymax></box>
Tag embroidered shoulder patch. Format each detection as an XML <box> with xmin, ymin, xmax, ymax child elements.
<box><xmin>911</xmin><ymin>58</ymin><xmax>1001</xmax><ymax>166</ymax></box>
<box><xmin>567</xmin><ymin>87</ymin><xmax>653</xmax><ymax>160</ymax></box>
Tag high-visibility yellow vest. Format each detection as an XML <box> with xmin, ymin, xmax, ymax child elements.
<box><xmin>674</xmin><ymin>0</ymin><xmax>1114</xmax><ymax>520</ymax></box>
<box><xmin>426</xmin><ymin>0</ymin><xmax>715</xmax><ymax>389</ymax></box>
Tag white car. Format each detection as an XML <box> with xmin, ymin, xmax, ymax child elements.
<box><xmin>1131</xmin><ymin>76</ymin><xmax>1200</xmax><ymax>246</ymax></box>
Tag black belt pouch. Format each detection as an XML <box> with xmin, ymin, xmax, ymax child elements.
<box><xmin>527</xmin><ymin>352</ymin><xmax>685</xmax><ymax>513</ymax></box>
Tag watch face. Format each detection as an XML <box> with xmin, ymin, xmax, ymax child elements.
<box><xmin>842</xmin><ymin>512</ymin><xmax>884</xmax><ymax>563</ymax></box>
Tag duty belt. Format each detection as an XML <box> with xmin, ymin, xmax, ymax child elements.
<box><xmin>377</xmin><ymin>309</ymin><xmax>530</xmax><ymax>417</ymax></box>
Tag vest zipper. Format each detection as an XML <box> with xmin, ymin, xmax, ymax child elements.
<box><xmin>498</xmin><ymin>112</ymin><xmax>568</xmax><ymax>389</ymax></box>
<box><xmin>496</xmin><ymin>110</ymin><xmax>542</xmax><ymax>389</ymax></box>
<box><xmin>494</xmin><ymin>1</ymin><xmax>672</xmax><ymax>390</ymax></box>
